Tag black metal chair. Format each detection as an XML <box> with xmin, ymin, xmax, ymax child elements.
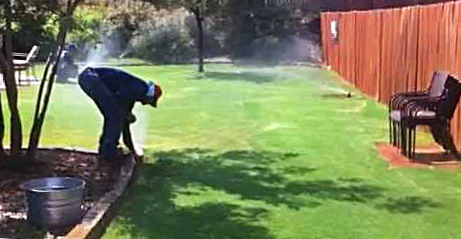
<box><xmin>389</xmin><ymin>71</ymin><xmax>449</xmax><ymax>153</ymax></box>
<box><xmin>403</xmin><ymin>75</ymin><xmax>461</xmax><ymax>159</ymax></box>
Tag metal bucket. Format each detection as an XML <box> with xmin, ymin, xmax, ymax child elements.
<box><xmin>20</xmin><ymin>177</ymin><xmax>86</xmax><ymax>228</ymax></box>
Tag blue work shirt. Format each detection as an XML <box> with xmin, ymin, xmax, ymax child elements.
<box><xmin>92</xmin><ymin>67</ymin><xmax>150</xmax><ymax>105</ymax></box>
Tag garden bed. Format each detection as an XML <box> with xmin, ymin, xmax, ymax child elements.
<box><xmin>0</xmin><ymin>148</ymin><xmax>119</xmax><ymax>239</ymax></box>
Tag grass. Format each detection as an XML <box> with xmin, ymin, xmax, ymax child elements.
<box><xmin>2</xmin><ymin>63</ymin><xmax>461</xmax><ymax>239</ymax></box>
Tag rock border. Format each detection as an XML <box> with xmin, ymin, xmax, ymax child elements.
<box><xmin>3</xmin><ymin>147</ymin><xmax>138</xmax><ymax>239</ymax></box>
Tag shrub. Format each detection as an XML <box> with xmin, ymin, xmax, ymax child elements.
<box><xmin>67</xmin><ymin>6</ymin><xmax>106</xmax><ymax>61</ymax></box>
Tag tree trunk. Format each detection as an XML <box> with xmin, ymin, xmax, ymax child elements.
<box><xmin>192</xmin><ymin>8</ymin><xmax>205</xmax><ymax>73</ymax></box>
<box><xmin>26</xmin><ymin>30</ymin><xmax>67</xmax><ymax>161</ymax></box>
<box><xmin>0</xmin><ymin>90</ymin><xmax>5</xmax><ymax>156</ymax></box>
<box><xmin>1</xmin><ymin>1</ymin><xmax>23</xmax><ymax>159</ymax></box>
<box><xmin>27</xmin><ymin>0</ymin><xmax>83</xmax><ymax>161</ymax></box>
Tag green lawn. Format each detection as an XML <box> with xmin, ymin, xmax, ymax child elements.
<box><xmin>3</xmin><ymin>63</ymin><xmax>461</xmax><ymax>239</ymax></box>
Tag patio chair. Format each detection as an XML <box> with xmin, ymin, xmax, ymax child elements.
<box><xmin>13</xmin><ymin>45</ymin><xmax>40</xmax><ymax>85</ymax></box>
<box><xmin>389</xmin><ymin>71</ymin><xmax>449</xmax><ymax>150</ymax></box>
<box><xmin>403</xmin><ymin>75</ymin><xmax>461</xmax><ymax>159</ymax></box>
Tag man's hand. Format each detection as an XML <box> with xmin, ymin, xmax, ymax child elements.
<box><xmin>127</xmin><ymin>113</ymin><xmax>137</xmax><ymax>124</ymax></box>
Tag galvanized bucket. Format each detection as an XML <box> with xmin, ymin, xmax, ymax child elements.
<box><xmin>21</xmin><ymin>177</ymin><xmax>86</xmax><ymax>228</ymax></box>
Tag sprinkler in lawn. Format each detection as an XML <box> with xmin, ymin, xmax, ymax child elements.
<box><xmin>322</xmin><ymin>86</ymin><xmax>353</xmax><ymax>99</ymax></box>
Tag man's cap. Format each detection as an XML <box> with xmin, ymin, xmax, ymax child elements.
<box><xmin>147</xmin><ymin>83</ymin><xmax>162</xmax><ymax>108</ymax></box>
<box><xmin>152</xmin><ymin>84</ymin><xmax>163</xmax><ymax>107</ymax></box>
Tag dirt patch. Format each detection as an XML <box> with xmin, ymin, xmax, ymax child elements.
<box><xmin>0</xmin><ymin>149</ymin><xmax>119</xmax><ymax>238</ymax></box>
<box><xmin>374</xmin><ymin>142</ymin><xmax>461</xmax><ymax>170</ymax></box>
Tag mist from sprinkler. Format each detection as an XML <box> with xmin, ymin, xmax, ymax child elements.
<box><xmin>79</xmin><ymin>42</ymin><xmax>108</xmax><ymax>74</ymax></box>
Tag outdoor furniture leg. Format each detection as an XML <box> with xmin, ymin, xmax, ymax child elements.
<box><xmin>412</xmin><ymin>126</ymin><xmax>416</xmax><ymax>159</ymax></box>
<box><xmin>389</xmin><ymin>115</ymin><xmax>393</xmax><ymax>145</ymax></box>
<box><xmin>400</xmin><ymin>120</ymin><xmax>407</xmax><ymax>156</ymax></box>
<box><xmin>434</xmin><ymin>123</ymin><xmax>460</xmax><ymax>160</ymax></box>
<box><xmin>408</xmin><ymin>125</ymin><xmax>416</xmax><ymax>159</ymax></box>
<box><xmin>393</xmin><ymin>119</ymin><xmax>398</xmax><ymax>146</ymax></box>
<box><xmin>407</xmin><ymin>125</ymin><xmax>412</xmax><ymax>159</ymax></box>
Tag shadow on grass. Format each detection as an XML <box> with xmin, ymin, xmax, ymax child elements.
<box><xmin>377</xmin><ymin>196</ymin><xmax>442</xmax><ymax>214</ymax></box>
<box><xmin>204</xmin><ymin>72</ymin><xmax>278</xmax><ymax>84</ymax></box>
<box><xmin>111</xmin><ymin>148</ymin><xmax>442</xmax><ymax>239</ymax></box>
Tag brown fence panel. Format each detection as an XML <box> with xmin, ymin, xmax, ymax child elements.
<box><xmin>416</xmin><ymin>4</ymin><xmax>443</xmax><ymax>90</ymax></box>
<box><xmin>338</xmin><ymin>13</ymin><xmax>348</xmax><ymax>81</ymax></box>
<box><xmin>338</xmin><ymin>12</ymin><xmax>357</xmax><ymax>83</ymax></box>
<box><xmin>355</xmin><ymin>10</ymin><xmax>382</xmax><ymax>97</ymax></box>
<box><xmin>320</xmin><ymin>14</ymin><xmax>329</xmax><ymax>65</ymax></box>
<box><xmin>405</xmin><ymin>6</ymin><xmax>420</xmax><ymax>91</ymax></box>
<box><xmin>345</xmin><ymin>12</ymin><xmax>357</xmax><ymax>84</ymax></box>
<box><xmin>454</xmin><ymin>1</ymin><xmax>461</xmax><ymax>78</ymax></box>
<box><xmin>379</xmin><ymin>9</ymin><xmax>399</xmax><ymax>102</ymax></box>
<box><xmin>452</xmin><ymin>1</ymin><xmax>461</xmax><ymax>147</ymax></box>
<box><xmin>324</xmin><ymin>13</ymin><xmax>341</xmax><ymax>73</ymax></box>
<box><xmin>437</xmin><ymin>2</ymin><xmax>456</xmax><ymax>72</ymax></box>
<box><xmin>390</xmin><ymin>8</ymin><xmax>407</xmax><ymax>102</ymax></box>
<box><xmin>354</xmin><ymin>11</ymin><xmax>366</xmax><ymax>94</ymax></box>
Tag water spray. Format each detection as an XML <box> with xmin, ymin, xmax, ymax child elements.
<box><xmin>131</xmin><ymin>106</ymin><xmax>149</xmax><ymax>157</ymax></box>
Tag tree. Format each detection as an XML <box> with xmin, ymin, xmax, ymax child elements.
<box><xmin>0</xmin><ymin>0</ymin><xmax>84</xmax><ymax>166</ymax></box>
<box><xmin>142</xmin><ymin>0</ymin><xmax>229</xmax><ymax>73</ymax></box>
<box><xmin>227</xmin><ymin>0</ymin><xmax>321</xmax><ymax>62</ymax></box>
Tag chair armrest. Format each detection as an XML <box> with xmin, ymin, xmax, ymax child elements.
<box><xmin>390</xmin><ymin>94</ymin><xmax>431</xmax><ymax>110</ymax></box>
<box><xmin>390</xmin><ymin>91</ymin><xmax>428</xmax><ymax>102</ymax></box>
<box><xmin>405</xmin><ymin>97</ymin><xmax>441</xmax><ymax>118</ymax></box>
<box><xmin>392</xmin><ymin>91</ymin><xmax>427</xmax><ymax>98</ymax></box>
<box><xmin>12</xmin><ymin>53</ymin><xmax>28</xmax><ymax>58</ymax></box>
<box><xmin>390</xmin><ymin>91</ymin><xmax>428</xmax><ymax>109</ymax></box>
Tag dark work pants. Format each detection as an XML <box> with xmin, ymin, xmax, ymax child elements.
<box><xmin>78</xmin><ymin>68</ymin><xmax>122</xmax><ymax>158</ymax></box>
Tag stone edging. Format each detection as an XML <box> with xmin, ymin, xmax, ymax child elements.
<box><xmin>2</xmin><ymin>147</ymin><xmax>138</xmax><ymax>239</ymax></box>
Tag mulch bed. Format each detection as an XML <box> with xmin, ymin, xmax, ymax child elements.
<box><xmin>0</xmin><ymin>149</ymin><xmax>119</xmax><ymax>239</ymax></box>
<box><xmin>375</xmin><ymin>142</ymin><xmax>461</xmax><ymax>170</ymax></box>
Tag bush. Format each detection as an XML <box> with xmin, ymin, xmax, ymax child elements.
<box><xmin>186</xmin><ymin>15</ymin><xmax>231</xmax><ymax>59</ymax></box>
<box><xmin>133</xmin><ymin>25</ymin><xmax>195</xmax><ymax>63</ymax></box>
<box><xmin>67</xmin><ymin>6</ymin><xmax>106</xmax><ymax>61</ymax></box>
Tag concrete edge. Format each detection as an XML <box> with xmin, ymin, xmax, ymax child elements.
<box><xmin>65</xmin><ymin>154</ymin><xmax>138</xmax><ymax>239</ymax></box>
<box><xmin>39</xmin><ymin>147</ymin><xmax>99</xmax><ymax>155</ymax></box>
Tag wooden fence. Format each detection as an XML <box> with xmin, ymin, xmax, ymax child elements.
<box><xmin>320</xmin><ymin>1</ymin><xmax>461</xmax><ymax>147</ymax></box>
<box><xmin>316</xmin><ymin>0</ymin><xmax>456</xmax><ymax>11</ymax></box>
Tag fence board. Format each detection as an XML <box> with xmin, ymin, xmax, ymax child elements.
<box><xmin>405</xmin><ymin>6</ymin><xmax>420</xmax><ymax>91</ymax></box>
<box><xmin>326</xmin><ymin>13</ymin><xmax>341</xmax><ymax>73</ymax></box>
<box><xmin>452</xmin><ymin>1</ymin><xmax>461</xmax><ymax>145</ymax></box>
<box><xmin>391</xmin><ymin>9</ymin><xmax>407</xmax><ymax>99</ymax></box>
<box><xmin>320</xmin><ymin>14</ymin><xmax>329</xmax><ymax>65</ymax></box>
<box><xmin>355</xmin><ymin>11</ymin><xmax>367</xmax><ymax>95</ymax></box>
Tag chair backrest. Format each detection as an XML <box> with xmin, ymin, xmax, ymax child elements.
<box><xmin>25</xmin><ymin>45</ymin><xmax>40</xmax><ymax>62</ymax></box>
<box><xmin>429</xmin><ymin>71</ymin><xmax>449</xmax><ymax>97</ymax></box>
<box><xmin>438</xmin><ymin>75</ymin><xmax>461</xmax><ymax>119</ymax></box>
